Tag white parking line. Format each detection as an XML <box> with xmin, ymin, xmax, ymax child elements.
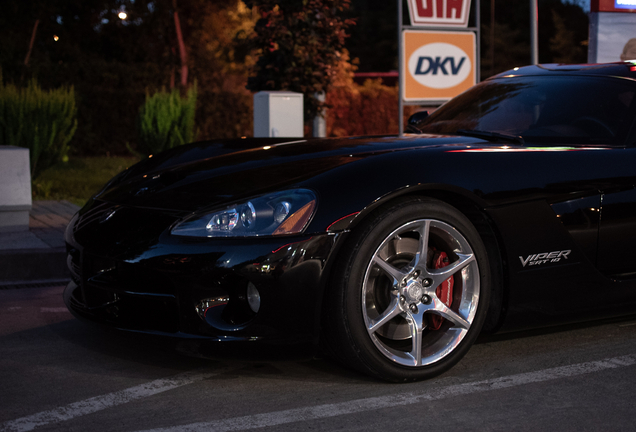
<box><xmin>5</xmin><ymin>308</ymin><xmax>68</xmax><ymax>313</ymax></box>
<box><xmin>137</xmin><ymin>354</ymin><xmax>636</xmax><ymax>432</ymax></box>
<box><xmin>2</xmin><ymin>354</ymin><xmax>635</xmax><ymax>432</ymax></box>
<box><xmin>39</xmin><ymin>307</ymin><xmax>69</xmax><ymax>313</ymax></box>
<box><xmin>0</xmin><ymin>367</ymin><xmax>236</xmax><ymax>432</ymax></box>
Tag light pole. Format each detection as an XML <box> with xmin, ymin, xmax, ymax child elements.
<box><xmin>490</xmin><ymin>0</ymin><xmax>495</xmax><ymax>76</ymax></box>
<box><xmin>530</xmin><ymin>0</ymin><xmax>538</xmax><ymax>64</ymax></box>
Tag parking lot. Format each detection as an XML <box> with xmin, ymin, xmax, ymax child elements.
<box><xmin>2</xmin><ymin>284</ymin><xmax>636</xmax><ymax>432</ymax></box>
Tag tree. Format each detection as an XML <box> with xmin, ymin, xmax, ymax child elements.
<box><xmin>550</xmin><ymin>8</ymin><xmax>585</xmax><ymax>64</ymax></box>
<box><xmin>243</xmin><ymin>0</ymin><xmax>355</xmax><ymax>121</ymax></box>
<box><xmin>344</xmin><ymin>0</ymin><xmax>398</xmax><ymax>72</ymax></box>
<box><xmin>172</xmin><ymin>0</ymin><xmax>189</xmax><ymax>88</ymax></box>
<box><xmin>480</xmin><ymin>20</ymin><xmax>529</xmax><ymax>78</ymax></box>
<box><xmin>478</xmin><ymin>0</ymin><xmax>588</xmax><ymax>78</ymax></box>
<box><xmin>177</xmin><ymin>0</ymin><xmax>256</xmax><ymax>91</ymax></box>
<box><xmin>177</xmin><ymin>0</ymin><xmax>258</xmax><ymax>140</ymax></box>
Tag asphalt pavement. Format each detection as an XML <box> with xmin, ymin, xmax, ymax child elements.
<box><xmin>2</xmin><ymin>284</ymin><xmax>636</xmax><ymax>431</ymax></box>
<box><xmin>2</xmin><ymin>203</ymin><xmax>636</xmax><ymax>431</ymax></box>
<box><xmin>0</xmin><ymin>200</ymin><xmax>79</xmax><ymax>286</ymax></box>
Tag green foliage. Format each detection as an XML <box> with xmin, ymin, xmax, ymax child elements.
<box><xmin>32</xmin><ymin>156</ymin><xmax>139</xmax><ymax>206</ymax></box>
<box><xmin>1</xmin><ymin>1</ymin><xmax>256</xmax><ymax>156</ymax></box>
<box><xmin>0</xmin><ymin>78</ymin><xmax>77</xmax><ymax>178</ymax></box>
<box><xmin>137</xmin><ymin>85</ymin><xmax>197</xmax><ymax>155</ymax></box>
<box><xmin>244</xmin><ymin>0</ymin><xmax>355</xmax><ymax>121</ymax></box>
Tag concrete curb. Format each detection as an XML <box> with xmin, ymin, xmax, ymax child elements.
<box><xmin>0</xmin><ymin>200</ymin><xmax>79</xmax><ymax>284</ymax></box>
<box><xmin>0</xmin><ymin>247</ymin><xmax>70</xmax><ymax>282</ymax></box>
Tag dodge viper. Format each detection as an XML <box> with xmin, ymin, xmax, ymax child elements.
<box><xmin>65</xmin><ymin>62</ymin><xmax>636</xmax><ymax>381</ymax></box>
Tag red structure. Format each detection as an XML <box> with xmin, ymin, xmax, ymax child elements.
<box><xmin>591</xmin><ymin>0</ymin><xmax>636</xmax><ymax>12</ymax></box>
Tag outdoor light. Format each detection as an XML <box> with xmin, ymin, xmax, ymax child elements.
<box><xmin>118</xmin><ymin>12</ymin><xmax>127</xmax><ymax>20</ymax></box>
<box><xmin>53</xmin><ymin>35</ymin><xmax>59</xmax><ymax>41</ymax></box>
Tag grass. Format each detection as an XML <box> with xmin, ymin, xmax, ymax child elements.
<box><xmin>32</xmin><ymin>156</ymin><xmax>140</xmax><ymax>207</ymax></box>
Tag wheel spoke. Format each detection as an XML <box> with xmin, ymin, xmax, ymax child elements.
<box><xmin>367</xmin><ymin>295</ymin><xmax>402</xmax><ymax>334</ymax></box>
<box><xmin>429</xmin><ymin>253</ymin><xmax>474</xmax><ymax>285</ymax></box>
<box><xmin>428</xmin><ymin>297</ymin><xmax>470</xmax><ymax>329</ymax></box>
<box><xmin>412</xmin><ymin>220</ymin><xmax>430</xmax><ymax>272</ymax></box>
<box><xmin>407</xmin><ymin>310</ymin><xmax>426</xmax><ymax>366</ymax></box>
<box><xmin>372</xmin><ymin>255</ymin><xmax>407</xmax><ymax>284</ymax></box>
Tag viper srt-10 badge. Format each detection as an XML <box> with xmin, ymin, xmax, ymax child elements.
<box><xmin>519</xmin><ymin>250</ymin><xmax>571</xmax><ymax>267</ymax></box>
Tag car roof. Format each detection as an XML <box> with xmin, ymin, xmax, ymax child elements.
<box><xmin>493</xmin><ymin>62</ymin><xmax>636</xmax><ymax>80</ymax></box>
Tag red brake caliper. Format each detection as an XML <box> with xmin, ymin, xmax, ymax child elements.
<box><xmin>429</xmin><ymin>250</ymin><xmax>454</xmax><ymax>330</ymax></box>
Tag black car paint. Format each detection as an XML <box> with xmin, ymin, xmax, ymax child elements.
<box><xmin>64</xmin><ymin>63</ymin><xmax>636</xmax><ymax>344</ymax></box>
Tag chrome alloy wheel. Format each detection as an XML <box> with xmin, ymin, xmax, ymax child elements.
<box><xmin>361</xmin><ymin>219</ymin><xmax>480</xmax><ymax>367</ymax></box>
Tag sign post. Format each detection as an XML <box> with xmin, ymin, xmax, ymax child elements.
<box><xmin>531</xmin><ymin>0</ymin><xmax>538</xmax><ymax>64</ymax></box>
<box><xmin>399</xmin><ymin>0</ymin><xmax>480</xmax><ymax>135</ymax></box>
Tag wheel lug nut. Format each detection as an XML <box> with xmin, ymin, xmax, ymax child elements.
<box><xmin>413</xmin><ymin>270</ymin><xmax>420</xmax><ymax>278</ymax></box>
<box><xmin>409</xmin><ymin>304</ymin><xmax>418</xmax><ymax>313</ymax></box>
<box><xmin>422</xmin><ymin>278</ymin><xmax>432</xmax><ymax>287</ymax></box>
<box><xmin>400</xmin><ymin>296</ymin><xmax>406</xmax><ymax>303</ymax></box>
<box><xmin>421</xmin><ymin>295</ymin><xmax>431</xmax><ymax>304</ymax></box>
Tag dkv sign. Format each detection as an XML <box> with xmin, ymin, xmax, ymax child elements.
<box><xmin>403</xmin><ymin>30</ymin><xmax>476</xmax><ymax>102</ymax></box>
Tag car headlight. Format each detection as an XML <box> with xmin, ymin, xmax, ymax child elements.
<box><xmin>171</xmin><ymin>189</ymin><xmax>317</xmax><ymax>237</ymax></box>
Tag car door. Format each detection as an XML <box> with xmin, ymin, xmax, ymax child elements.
<box><xmin>598</xmin><ymin>183</ymin><xmax>636</xmax><ymax>277</ymax></box>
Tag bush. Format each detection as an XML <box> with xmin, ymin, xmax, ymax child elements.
<box><xmin>326</xmin><ymin>79</ymin><xmax>400</xmax><ymax>137</ymax></box>
<box><xmin>0</xmin><ymin>78</ymin><xmax>77</xmax><ymax>178</ymax></box>
<box><xmin>196</xmin><ymin>88</ymin><xmax>253</xmax><ymax>140</ymax></box>
<box><xmin>137</xmin><ymin>85</ymin><xmax>197</xmax><ymax>155</ymax></box>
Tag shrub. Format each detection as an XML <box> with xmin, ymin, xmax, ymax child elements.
<box><xmin>196</xmin><ymin>88</ymin><xmax>253</xmax><ymax>140</ymax></box>
<box><xmin>0</xmin><ymin>78</ymin><xmax>77</xmax><ymax>178</ymax></box>
<box><xmin>326</xmin><ymin>79</ymin><xmax>400</xmax><ymax>137</ymax></box>
<box><xmin>137</xmin><ymin>85</ymin><xmax>197</xmax><ymax>155</ymax></box>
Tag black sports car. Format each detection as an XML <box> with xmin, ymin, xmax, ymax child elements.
<box><xmin>65</xmin><ymin>62</ymin><xmax>636</xmax><ymax>382</ymax></box>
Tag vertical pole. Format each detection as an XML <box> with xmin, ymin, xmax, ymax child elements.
<box><xmin>313</xmin><ymin>92</ymin><xmax>327</xmax><ymax>137</ymax></box>
<box><xmin>398</xmin><ymin>0</ymin><xmax>404</xmax><ymax>136</ymax></box>
<box><xmin>530</xmin><ymin>0</ymin><xmax>539</xmax><ymax>64</ymax></box>
<box><xmin>490</xmin><ymin>0</ymin><xmax>495</xmax><ymax>77</ymax></box>
<box><xmin>24</xmin><ymin>19</ymin><xmax>40</xmax><ymax>67</ymax></box>
<box><xmin>475</xmin><ymin>0</ymin><xmax>481</xmax><ymax>83</ymax></box>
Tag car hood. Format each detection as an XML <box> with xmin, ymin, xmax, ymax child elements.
<box><xmin>95</xmin><ymin>134</ymin><xmax>481</xmax><ymax>213</ymax></box>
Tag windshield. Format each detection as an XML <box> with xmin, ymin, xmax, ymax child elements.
<box><xmin>418</xmin><ymin>75</ymin><xmax>636</xmax><ymax>146</ymax></box>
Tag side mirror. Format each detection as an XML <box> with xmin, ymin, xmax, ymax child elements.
<box><xmin>406</xmin><ymin>111</ymin><xmax>429</xmax><ymax>133</ymax></box>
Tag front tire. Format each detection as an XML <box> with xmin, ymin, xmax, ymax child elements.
<box><xmin>325</xmin><ymin>198</ymin><xmax>491</xmax><ymax>382</ymax></box>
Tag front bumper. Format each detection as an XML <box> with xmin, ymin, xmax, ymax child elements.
<box><xmin>64</xmin><ymin>202</ymin><xmax>343</xmax><ymax>343</ymax></box>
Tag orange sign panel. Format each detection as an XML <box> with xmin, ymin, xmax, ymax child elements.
<box><xmin>402</xmin><ymin>30</ymin><xmax>476</xmax><ymax>102</ymax></box>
